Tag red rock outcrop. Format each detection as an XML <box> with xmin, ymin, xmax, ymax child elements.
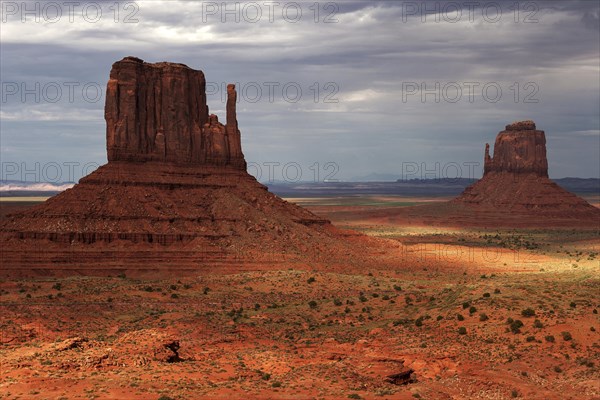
<box><xmin>455</xmin><ymin>121</ymin><xmax>600</xmax><ymax>222</ymax></box>
<box><xmin>105</xmin><ymin>56</ymin><xmax>245</xmax><ymax>168</ymax></box>
<box><xmin>0</xmin><ymin>57</ymin><xmax>379</xmax><ymax>277</ymax></box>
<box><xmin>483</xmin><ymin>120</ymin><xmax>548</xmax><ymax>177</ymax></box>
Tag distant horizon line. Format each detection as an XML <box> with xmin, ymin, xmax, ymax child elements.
<box><xmin>1</xmin><ymin>176</ymin><xmax>599</xmax><ymax>187</ymax></box>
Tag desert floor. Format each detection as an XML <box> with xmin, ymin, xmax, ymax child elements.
<box><xmin>1</xmin><ymin>196</ymin><xmax>599</xmax><ymax>400</ymax></box>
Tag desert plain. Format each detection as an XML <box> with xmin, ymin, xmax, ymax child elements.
<box><xmin>1</xmin><ymin>193</ymin><xmax>598</xmax><ymax>400</ymax></box>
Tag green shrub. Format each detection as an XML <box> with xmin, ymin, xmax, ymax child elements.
<box><xmin>333</xmin><ymin>298</ymin><xmax>343</xmax><ymax>306</ymax></box>
<box><xmin>521</xmin><ymin>308</ymin><xmax>536</xmax><ymax>317</ymax></box>
<box><xmin>545</xmin><ymin>335</ymin><xmax>555</xmax><ymax>343</ymax></box>
<box><xmin>458</xmin><ymin>327</ymin><xmax>467</xmax><ymax>335</ymax></box>
<box><xmin>561</xmin><ymin>331</ymin><xmax>573</xmax><ymax>341</ymax></box>
<box><xmin>533</xmin><ymin>319</ymin><xmax>543</xmax><ymax>328</ymax></box>
<box><xmin>457</xmin><ymin>314</ymin><xmax>465</xmax><ymax>321</ymax></box>
<box><xmin>510</xmin><ymin>320</ymin><xmax>524</xmax><ymax>334</ymax></box>
<box><xmin>469</xmin><ymin>306</ymin><xmax>477</xmax><ymax>315</ymax></box>
<box><xmin>479</xmin><ymin>313</ymin><xmax>489</xmax><ymax>322</ymax></box>
<box><xmin>307</xmin><ymin>277</ymin><xmax>316</xmax><ymax>284</ymax></box>
<box><xmin>393</xmin><ymin>285</ymin><xmax>402</xmax><ymax>291</ymax></box>
<box><xmin>308</xmin><ymin>300</ymin><xmax>318</xmax><ymax>309</ymax></box>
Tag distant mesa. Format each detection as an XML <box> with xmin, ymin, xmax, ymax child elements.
<box><xmin>0</xmin><ymin>57</ymin><xmax>364</xmax><ymax>277</ymax></box>
<box><xmin>454</xmin><ymin>120</ymin><xmax>600</xmax><ymax>220</ymax></box>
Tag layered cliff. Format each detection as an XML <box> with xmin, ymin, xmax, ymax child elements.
<box><xmin>483</xmin><ymin>120</ymin><xmax>548</xmax><ymax>177</ymax></box>
<box><xmin>105</xmin><ymin>56</ymin><xmax>245</xmax><ymax>168</ymax></box>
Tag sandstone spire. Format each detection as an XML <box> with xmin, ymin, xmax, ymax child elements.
<box><xmin>225</xmin><ymin>84</ymin><xmax>244</xmax><ymax>167</ymax></box>
<box><xmin>483</xmin><ymin>143</ymin><xmax>492</xmax><ymax>175</ymax></box>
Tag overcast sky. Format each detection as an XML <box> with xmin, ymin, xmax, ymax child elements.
<box><xmin>1</xmin><ymin>0</ymin><xmax>599</xmax><ymax>182</ymax></box>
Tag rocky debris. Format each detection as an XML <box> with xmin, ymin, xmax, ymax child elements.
<box><xmin>54</xmin><ymin>336</ymin><xmax>88</xmax><ymax>351</ymax></box>
<box><xmin>385</xmin><ymin>369</ymin><xmax>416</xmax><ymax>385</ymax></box>
<box><xmin>83</xmin><ymin>352</ymin><xmax>112</xmax><ymax>368</ymax></box>
<box><xmin>157</xmin><ymin>340</ymin><xmax>182</xmax><ymax>363</ymax></box>
<box><xmin>455</xmin><ymin>120</ymin><xmax>600</xmax><ymax>220</ymax></box>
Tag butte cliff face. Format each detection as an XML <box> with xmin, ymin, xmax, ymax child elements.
<box><xmin>105</xmin><ymin>56</ymin><xmax>245</xmax><ymax>168</ymax></box>
<box><xmin>483</xmin><ymin>121</ymin><xmax>548</xmax><ymax>177</ymax></box>
<box><xmin>455</xmin><ymin>120</ymin><xmax>600</xmax><ymax>221</ymax></box>
<box><xmin>0</xmin><ymin>57</ymin><xmax>372</xmax><ymax>277</ymax></box>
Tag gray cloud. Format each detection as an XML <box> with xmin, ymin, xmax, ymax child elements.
<box><xmin>1</xmin><ymin>0</ymin><xmax>598</xmax><ymax>182</ymax></box>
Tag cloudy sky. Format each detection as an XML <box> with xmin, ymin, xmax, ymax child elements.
<box><xmin>1</xmin><ymin>0</ymin><xmax>599</xmax><ymax>182</ymax></box>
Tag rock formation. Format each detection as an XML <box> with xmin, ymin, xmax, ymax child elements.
<box><xmin>454</xmin><ymin>120</ymin><xmax>600</xmax><ymax>221</ymax></box>
<box><xmin>0</xmin><ymin>57</ymin><xmax>373</xmax><ymax>277</ymax></box>
<box><xmin>483</xmin><ymin>120</ymin><xmax>548</xmax><ymax>177</ymax></box>
<box><xmin>105</xmin><ymin>56</ymin><xmax>245</xmax><ymax>168</ymax></box>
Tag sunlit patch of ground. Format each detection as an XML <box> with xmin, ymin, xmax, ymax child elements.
<box><xmin>0</xmin><ymin>197</ymin><xmax>50</xmax><ymax>202</ymax></box>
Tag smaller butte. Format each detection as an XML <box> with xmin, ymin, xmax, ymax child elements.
<box><xmin>454</xmin><ymin>120</ymin><xmax>600</xmax><ymax>220</ymax></box>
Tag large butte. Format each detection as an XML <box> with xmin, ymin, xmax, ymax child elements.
<box><xmin>0</xmin><ymin>57</ymin><xmax>380</xmax><ymax>277</ymax></box>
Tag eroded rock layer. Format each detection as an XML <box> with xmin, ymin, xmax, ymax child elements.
<box><xmin>1</xmin><ymin>161</ymin><xmax>363</xmax><ymax>277</ymax></box>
